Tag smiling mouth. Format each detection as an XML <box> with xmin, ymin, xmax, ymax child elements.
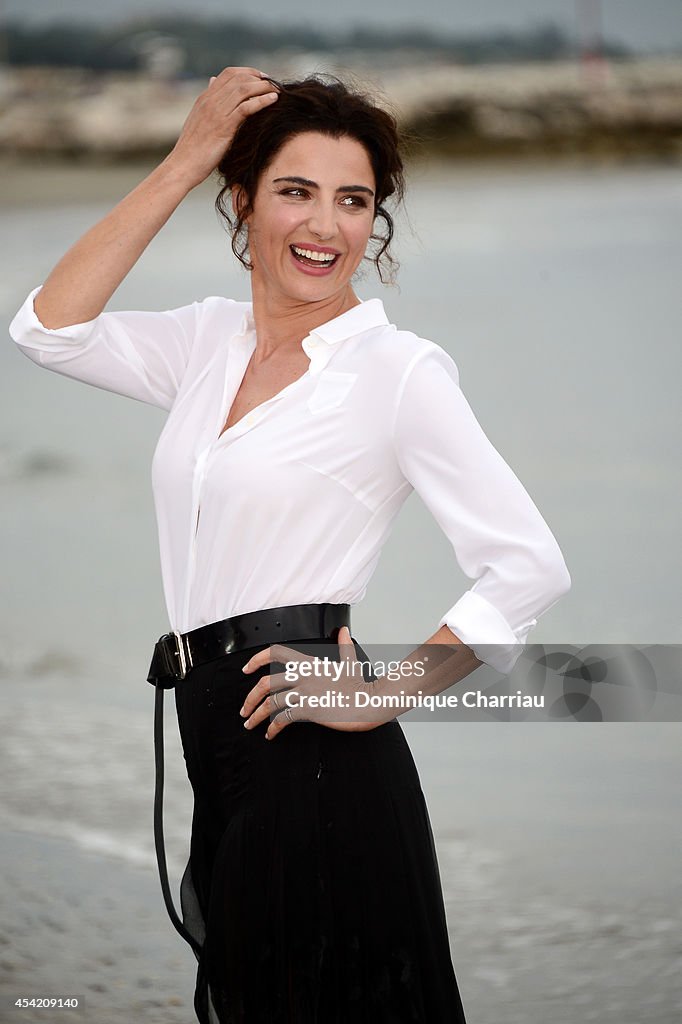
<box><xmin>289</xmin><ymin>245</ymin><xmax>340</xmax><ymax>268</ymax></box>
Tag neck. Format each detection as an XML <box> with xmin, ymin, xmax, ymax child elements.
<box><xmin>249</xmin><ymin>275</ymin><xmax>361</xmax><ymax>362</ymax></box>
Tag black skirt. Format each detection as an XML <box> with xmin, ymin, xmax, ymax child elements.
<box><xmin>173</xmin><ymin>635</ymin><xmax>468</xmax><ymax>1024</ymax></box>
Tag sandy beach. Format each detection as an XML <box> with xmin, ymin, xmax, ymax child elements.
<box><xmin>3</xmin><ymin>801</ymin><xmax>681</xmax><ymax>1024</ymax></box>
<box><xmin>1</xmin><ymin>829</ymin><xmax>195</xmax><ymax>1024</ymax></box>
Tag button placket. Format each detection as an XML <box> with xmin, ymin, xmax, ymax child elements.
<box><xmin>182</xmin><ymin>330</ymin><xmax>253</xmax><ymax>626</ymax></box>
<box><xmin>181</xmin><ymin>445</ymin><xmax>211</xmax><ymax>627</ymax></box>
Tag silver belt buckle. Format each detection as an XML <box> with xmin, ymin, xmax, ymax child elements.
<box><xmin>171</xmin><ymin>630</ymin><xmax>193</xmax><ymax>680</ymax></box>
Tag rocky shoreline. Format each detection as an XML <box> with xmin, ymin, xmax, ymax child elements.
<box><xmin>0</xmin><ymin>56</ymin><xmax>680</xmax><ymax>162</ymax></box>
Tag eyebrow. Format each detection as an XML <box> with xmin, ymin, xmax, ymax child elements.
<box><xmin>272</xmin><ymin>175</ymin><xmax>375</xmax><ymax>197</ymax></box>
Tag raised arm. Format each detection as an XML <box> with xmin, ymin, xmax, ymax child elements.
<box><xmin>9</xmin><ymin>70</ymin><xmax>279</xmax><ymax>410</ymax></box>
<box><xmin>33</xmin><ymin>68</ymin><xmax>279</xmax><ymax>329</ymax></box>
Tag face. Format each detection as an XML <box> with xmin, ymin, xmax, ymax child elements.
<box><xmin>235</xmin><ymin>131</ymin><xmax>376</xmax><ymax>306</ymax></box>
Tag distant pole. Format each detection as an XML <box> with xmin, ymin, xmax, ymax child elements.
<box><xmin>576</xmin><ymin>0</ymin><xmax>608</xmax><ymax>87</ymax></box>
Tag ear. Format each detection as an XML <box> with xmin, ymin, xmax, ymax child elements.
<box><xmin>231</xmin><ymin>185</ymin><xmax>249</xmax><ymax>221</ymax></box>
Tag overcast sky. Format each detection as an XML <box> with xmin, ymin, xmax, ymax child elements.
<box><xmin>3</xmin><ymin>0</ymin><xmax>682</xmax><ymax>54</ymax></box>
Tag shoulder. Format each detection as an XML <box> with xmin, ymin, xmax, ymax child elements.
<box><xmin>351</xmin><ymin>312</ymin><xmax>459</xmax><ymax>389</ymax></box>
<box><xmin>194</xmin><ymin>294</ymin><xmax>250</xmax><ymax>326</ymax></box>
<box><xmin>190</xmin><ymin>294</ymin><xmax>252</xmax><ymax>353</ymax></box>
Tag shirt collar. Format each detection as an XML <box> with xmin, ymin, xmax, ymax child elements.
<box><xmin>238</xmin><ymin>306</ymin><xmax>255</xmax><ymax>336</ymax></box>
<box><xmin>304</xmin><ymin>299</ymin><xmax>390</xmax><ymax>375</ymax></box>
<box><xmin>237</xmin><ymin>298</ymin><xmax>389</xmax><ymax>346</ymax></box>
<box><xmin>237</xmin><ymin>298</ymin><xmax>389</xmax><ymax>376</ymax></box>
<box><xmin>308</xmin><ymin>298</ymin><xmax>390</xmax><ymax>345</ymax></box>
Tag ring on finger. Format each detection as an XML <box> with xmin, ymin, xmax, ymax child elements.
<box><xmin>260</xmin><ymin>74</ymin><xmax>283</xmax><ymax>90</ymax></box>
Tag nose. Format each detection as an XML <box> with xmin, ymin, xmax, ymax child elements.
<box><xmin>306</xmin><ymin>197</ymin><xmax>338</xmax><ymax>241</ymax></box>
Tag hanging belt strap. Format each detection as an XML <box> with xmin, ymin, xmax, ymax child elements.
<box><xmin>153</xmin><ymin>684</ymin><xmax>203</xmax><ymax>956</ymax></box>
<box><xmin>146</xmin><ymin>603</ymin><xmax>351</xmax><ymax>956</ymax></box>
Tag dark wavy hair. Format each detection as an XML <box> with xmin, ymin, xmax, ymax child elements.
<box><xmin>214</xmin><ymin>73</ymin><xmax>408</xmax><ymax>286</ymax></box>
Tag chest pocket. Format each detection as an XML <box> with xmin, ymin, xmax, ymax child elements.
<box><xmin>307</xmin><ymin>370</ymin><xmax>358</xmax><ymax>415</ymax></box>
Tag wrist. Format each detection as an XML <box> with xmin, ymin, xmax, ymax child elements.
<box><xmin>155</xmin><ymin>152</ymin><xmax>204</xmax><ymax>195</ymax></box>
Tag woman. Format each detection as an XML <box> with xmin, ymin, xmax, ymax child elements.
<box><xmin>9</xmin><ymin>68</ymin><xmax>571</xmax><ymax>1023</ymax></box>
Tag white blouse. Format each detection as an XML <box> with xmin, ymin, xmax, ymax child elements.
<box><xmin>9</xmin><ymin>285</ymin><xmax>571</xmax><ymax>675</ymax></box>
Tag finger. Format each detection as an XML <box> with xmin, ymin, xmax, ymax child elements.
<box><xmin>266</xmin><ymin>668</ymin><xmax>288</xmax><ymax>692</ymax></box>
<box><xmin>242</xmin><ymin>642</ymin><xmax>302</xmax><ymax>675</ymax></box>
<box><xmin>265</xmin><ymin>705</ymin><xmax>303</xmax><ymax>741</ymax></box>
<box><xmin>206</xmin><ymin>70</ymin><xmax>278</xmax><ymax>106</ymax></box>
<box><xmin>258</xmin><ymin>74</ymin><xmax>283</xmax><ymax>91</ymax></box>
<box><xmin>239</xmin><ymin>658</ymin><xmax>294</xmax><ymax>719</ymax></box>
<box><xmin>239</xmin><ymin>673</ymin><xmax>273</xmax><ymax>718</ymax></box>
<box><xmin>210</xmin><ymin>68</ymin><xmax>278</xmax><ymax>97</ymax></box>
<box><xmin>244</xmin><ymin>689</ymin><xmax>295</xmax><ymax>730</ymax></box>
<box><xmin>208</xmin><ymin>79</ymin><xmax>279</xmax><ymax>113</ymax></box>
<box><xmin>338</xmin><ymin>625</ymin><xmax>359</xmax><ymax>667</ymax></box>
<box><xmin>231</xmin><ymin>73</ymin><xmax>281</xmax><ymax>97</ymax></box>
<box><xmin>242</xmin><ymin>693</ymin><xmax>271</xmax><ymax>730</ymax></box>
<box><xmin>338</xmin><ymin>625</ymin><xmax>353</xmax><ymax>646</ymax></box>
<box><xmin>211</xmin><ymin>66</ymin><xmax>273</xmax><ymax>81</ymax></box>
<box><xmin>233</xmin><ymin>91</ymin><xmax>279</xmax><ymax>117</ymax></box>
<box><xmin>241</xmin><ymin>647</ymin><xmax>274</xmax><ymax>675</ymax></box>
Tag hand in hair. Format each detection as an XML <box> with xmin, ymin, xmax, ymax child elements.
<box><xmin>168</xmin><ymin>67</ymin><xmax>280</xmax><ymax>190</ymax></box>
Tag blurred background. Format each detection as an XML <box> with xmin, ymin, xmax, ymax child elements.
<box><xmin>1</xmin><ymin>2</ymin><xmax>681</xmax><ymax>1023</ymax></box>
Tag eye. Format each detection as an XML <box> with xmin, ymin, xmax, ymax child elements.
<box><xmin>280</xmin><ymin>187</ymin><xmax>307</xmax><ymax>198</ymax></box>
<box><xmin>340</xmin><ymin>195</ymin><xmax>368</xmax><ymax>208</ymax></box>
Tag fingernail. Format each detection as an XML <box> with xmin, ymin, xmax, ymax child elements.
<box><xmin>242</xmin><ymin>662</ymin><xmax>250</xmax><ymax>673</ymax></box>
<box><xmin>239</xmin><ymin>705</ymin><xmax>245</xmax><ymax>716</ymax></box>
<box><xmin>243</xmin><ymin>718</ymin><xmax>251</xmax><ymax>729</ymax></box>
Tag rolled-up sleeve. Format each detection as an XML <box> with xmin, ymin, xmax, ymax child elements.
<box><xmin>392</xmin><ymin>344</ymin><xmax>571</xmax><ymax>675</ymax></box>
<box><xmin>8</xmin><ymin>285</ymin><xmax>200</xmax><ymax>411</ymax></box>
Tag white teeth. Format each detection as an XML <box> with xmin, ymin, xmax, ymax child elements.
<box><xmin>292</xmin><ymin>245</ymin><xmax>336</xmax><ymax>263</ymax></box>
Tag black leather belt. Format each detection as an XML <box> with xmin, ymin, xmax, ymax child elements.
<box><xmin>146</xmin><ymin>603</ymin><xmax>351</xmax><ymax>957</ymax></box>
<box><xmin>147</xmin><ymin>602</ymin><xmax>351</xmax><ymax>689</ymax></box>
